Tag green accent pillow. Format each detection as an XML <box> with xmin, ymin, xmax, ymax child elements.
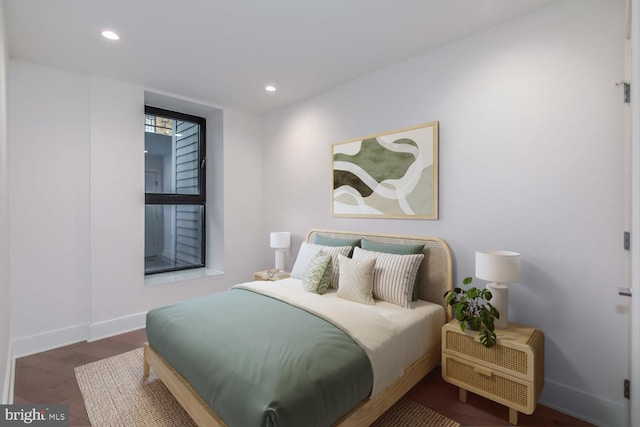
<box><xmin>302</xmin><ymin>250</ymin><xmax>332</xmax><ymax>295</ymax></box>
<box><xmin>361</xmin><ymin>238</ymin><xmax>425</xmax><ymax>301</ymax></box>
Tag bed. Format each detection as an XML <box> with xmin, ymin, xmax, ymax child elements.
<box><xmin>143</xmin><ymin>229</ymin><xmax>453</xmax><ymax>427</ymax></box>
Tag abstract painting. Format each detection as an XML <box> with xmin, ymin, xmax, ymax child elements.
<box><xmin>331</xmin><ymin>122</ymin><xmax>438</xmax><ymax>219</ymax></box>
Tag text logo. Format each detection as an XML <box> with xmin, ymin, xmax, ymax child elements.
<box><xmin>0</xmin><ymin>405</ymin><xmax>68</xmax><ymax>427</ymax></box>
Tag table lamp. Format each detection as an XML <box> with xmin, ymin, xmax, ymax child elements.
<box><xmin>270</xmin><ymin>232</ymin><xmax>291</xmax><ymax>272</ymax></box>
<box><xmin>475</xmin><ymin>250</ymin><xmax>521</xmax><ymax>328</ymax></box>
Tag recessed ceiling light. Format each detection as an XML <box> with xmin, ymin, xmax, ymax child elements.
<box><xmin>265</xmin><ymin>85</ymin><xmax>276</xmax><ymax>93</ymax></box>
<box><xmin>101</xmin><ymin>30</ymin><xmax>120</xmax><ymax>41</ymax></box>
<box><xmin>175</xmin><ymin>133</ymin><xmax>182</xmax><ymax>137</ymax></box>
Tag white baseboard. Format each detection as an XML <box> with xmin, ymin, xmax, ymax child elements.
<box><xmin>12</xmin><ymin>324</ymin><xmax>88</xmax><ymax>358</ymax></box>
<box><xmin>88</xmin><ymin>312</ymin><xmax>147</xmax><ymax>342</ymax></box>
<box><xmin>540</xmin><ymin>379</ymin><xmax>628</xmax><ymax>427</ymax></box>
<box><xmin>2</xmin><ymin>341</ymin><xmax>13</xmax><ymax>404</ymax></box>
<box><xmin>10</xmin><ymin>313</ymin><xmax>147</xmax><ymax>359</ymax></box>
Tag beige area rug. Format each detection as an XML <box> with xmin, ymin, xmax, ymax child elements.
<box><xmin>75</xmin><ymin>348</ymin><xmax>460</xmax><ymax>427</ymax></box>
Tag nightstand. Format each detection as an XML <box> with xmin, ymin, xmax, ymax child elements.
<box><xmin>442</xmin><ymin>320</ymin><xmax>544</xmax><ymax>425</ymax></box>
<box><xmin>253</xmin><ymin>269</ymin><xmax>291</xmax><ymax>281</ymax></box>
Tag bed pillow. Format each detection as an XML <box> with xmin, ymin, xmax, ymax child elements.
<box><xmin>336</xmin><ymin>254</ymin><xmax>375</xmax><ymax>305</ymax></box>
<box><xmin>302</xmin><ymin>251</ymin><xmax>332</xmax><ymax>295</ymax></box>
<box><xmin>314</xmin><ymin>235</ymin><xmax>361</xmax><ymax>256</ymax></box>
<box><xmin>361</xmin><ymin>238</ymin><xmax>425</xmax><ymax>255</ymax></box>
<box><xmin>291</xmin><ymin>242</ymin><xmax>352</xmax><ymax>288</ymax></box>
<box><xmin>361</xmin><ymin>239</ymin><xmax>425</xmax><ymax>301</ymax></box>
<box><xmin>352</xmin><ymin>247</ymin><xmax>424</xmax><ymax>309</ymax></box>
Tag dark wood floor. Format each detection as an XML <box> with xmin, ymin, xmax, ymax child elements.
<box><xmin>13</xmin><ymin>329</ymin><xmax>594</xmax><ymax>427</ymax></box>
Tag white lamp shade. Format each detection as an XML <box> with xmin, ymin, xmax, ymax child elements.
<box><xmin>476</xmin><ymin>250</ymin><xmax>520</xmax><ymax>329</ymax></box>
<box><xmin>270</xmin><ymin>232</ymin><xmax>291</xmax><ymax>249</ymax></box>
<box><xmin>475</xmin><ymin>250</ymin><xmax>521</xmax><ymax>284</ymax></box>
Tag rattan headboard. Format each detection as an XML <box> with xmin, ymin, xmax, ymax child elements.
<box><xmin>306</xmin><ymin>229</ymin><xmax>453</xmax><ymax>319</ymax></box>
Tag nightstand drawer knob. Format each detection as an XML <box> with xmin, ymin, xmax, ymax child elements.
<box><xmin>474</xmin><ymin>366</ymin><xmax>493</xmax><ymax>377</ymax></box>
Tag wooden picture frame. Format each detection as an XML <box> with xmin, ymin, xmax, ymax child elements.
<box><xmin>331</xmin><ymin>122</ymin><xmax>439</xmax><ymax>219</ymax></box>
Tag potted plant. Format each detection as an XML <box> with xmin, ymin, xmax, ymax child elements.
<box><xmin>444</xmin><ymin>277</ymin><xmax>500</xmax><ymax>348</ymax></box>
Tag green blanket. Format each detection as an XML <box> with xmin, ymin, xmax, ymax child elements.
<box><xmin>146</xmin><ymin>288</ymin><xmax>373</xmax><ymax>427</ymax></box>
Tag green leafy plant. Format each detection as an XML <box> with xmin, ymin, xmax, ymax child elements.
<box><xmin>444</xmin><ymin>277</ymin><xmax>500</xmax><ymax>348</ymax></box>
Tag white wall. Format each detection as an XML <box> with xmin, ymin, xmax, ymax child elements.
<box><xmin>0</xmin><ymin>0</ymin><xmax>12</xmax><ymax>404</ymax></box>
<box><xmin>262</xmin><ymin>0</ymin><xmax>628</xmax><ymax>425</ymax></box>
<box><xmin>8</xmin><ymin>64</ymin><xmax>265</xmax><ymax>353</ymax></box>
<box><xmin>89</xmin><ymin>77</ymin><xmax>146</xmax><ymax>332</ymax></box>
<box><xmin>9</xmin><ymin>60</ymin><xmax>91</xmax><ymax>356</ymax></box>
<box><xmin>89</xmin><ymin>77</ymin><xmax>264</xmax><ymax>339</ymax></box>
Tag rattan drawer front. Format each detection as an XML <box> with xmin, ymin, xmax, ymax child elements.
<box><xmin>444</xmin><ymin>329</ymin><xmax>528</xmax><ymax>376</ymax></box>
<box><xmin>443</xmin><ymin>354</ymin><xmax>534</xmax><ymax>414</ymax></box>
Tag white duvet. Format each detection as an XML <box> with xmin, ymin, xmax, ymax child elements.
<box><xmin>233</xmin><ymin>278</ymin><xmax>445</xmax><ymax>396</ymax></box>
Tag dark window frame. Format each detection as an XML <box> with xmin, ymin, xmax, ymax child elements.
<box><xmin>144</xmin><ymin>105</ymin><xmax>207</xmax><ymax>275</ymax></box>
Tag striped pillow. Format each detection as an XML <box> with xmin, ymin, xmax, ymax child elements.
<box><xmin>352</xmin><ymin>247</ymin><xmax>424</xmax><ymax>308</ymax></box>
<box><xmin>291</xmin><ymin>242</ymin><xmax>352</xmax><ymax>289</ymax></box>
<box><xmin>361</xmin><ymin>239</ymin><xmax>425</xmax><ymax>301</ymax></box>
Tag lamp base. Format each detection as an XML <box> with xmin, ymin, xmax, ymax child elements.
<box><xmin>487</xmin><ymin>282</ymin><xmax>508</xmax><ymax>329</ymax></box>
<box><xmin>274</xmin><ymin>249</ymin><xmax>285</xmax><ymax>272</ymax></box>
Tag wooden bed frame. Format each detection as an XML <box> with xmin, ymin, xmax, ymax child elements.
<box><xmin>143</xmin><ymin>229</ymin><xmax>453</xmax><ymax>427</ymax></box>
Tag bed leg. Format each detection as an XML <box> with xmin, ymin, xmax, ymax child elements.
<box><xmin>143</xmin><ymin>345</ymin><xmax>150</xmax><ymax>378</ymax></box>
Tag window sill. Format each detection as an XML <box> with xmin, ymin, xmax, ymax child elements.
<box><xmin>144</xmin><ymin>267</ymin><xmax>223</xmax><ymax>287</ymax></box>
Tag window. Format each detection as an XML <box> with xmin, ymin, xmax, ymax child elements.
<box><xmin>144</xmin><ymin>106</ymin><xmax>206</xmax><ymax>275</ymax></box>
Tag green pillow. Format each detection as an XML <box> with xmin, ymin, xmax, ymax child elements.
<box><xmin>314</xmin><ymin>235</ymin><xmax>361</xmax><ymax>256</ymax></box>
<box><xmin>361</xmin><ymin>239</ymin><xmax>425</xmax><ymax>255</ymax></box>
<box><xmin>361</xmin><ymin>239</ymin><xmax>425</xmax><ymax>301</ymax></box>
<box><xmin>302</xmin><ymin>250</ymin><xmax>332</xmax><ymax>295</ymax></box>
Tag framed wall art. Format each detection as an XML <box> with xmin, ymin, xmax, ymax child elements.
<box><xmin>331</xmin><ymin>121</ymin><xmax>438</xmax><ymax>220</ymax></box>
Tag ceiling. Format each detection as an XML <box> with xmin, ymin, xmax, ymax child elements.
<box><xmin>5</xmin><ymin>0</ymin><xmax>561</xmax><ymax>115</ymax></box>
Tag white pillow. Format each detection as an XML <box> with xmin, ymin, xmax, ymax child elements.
<box><xmin>336</xmin><ymin>254</ymin><xmax>375</xmax><ymax>305</ymax></box>
<box><xmin>352</xmin><ymin>247</ymin><xmax>424</xmax><ymax>308</ymax></box>
<box><xmin>291</xmin><ymin>242</ymin><xmax>352</xmax><ymax>289</ymax></box>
